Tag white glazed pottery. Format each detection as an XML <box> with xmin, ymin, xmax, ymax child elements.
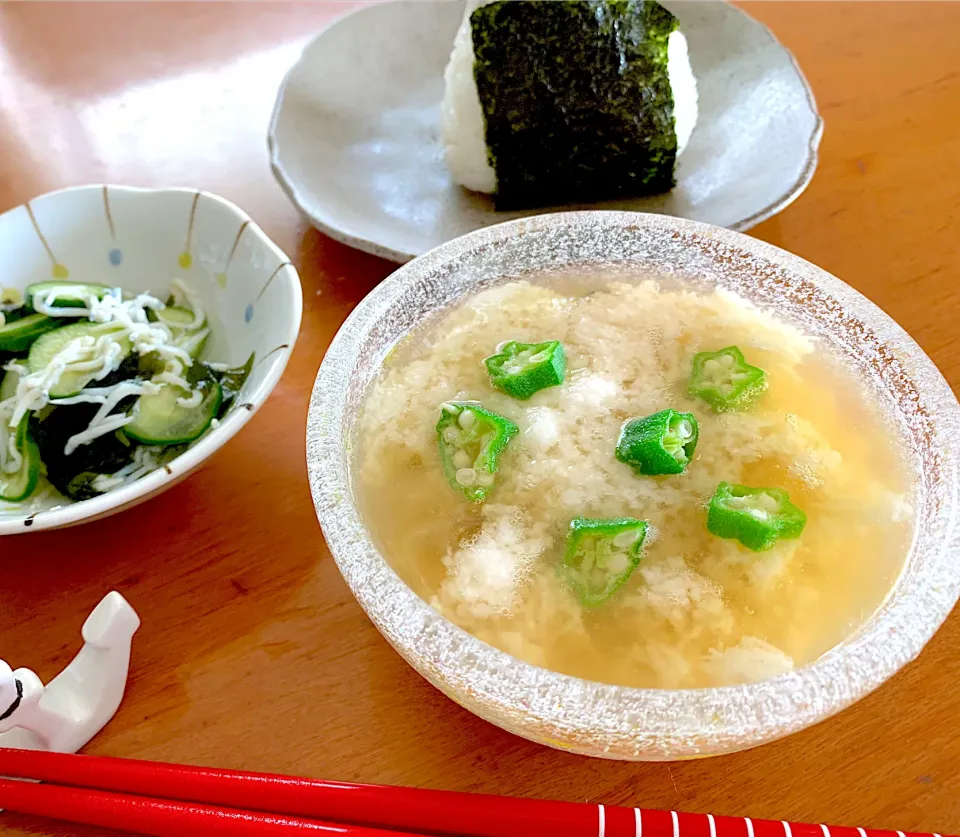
<box><xmin>0</xmin><ymin>185</ymin><xmax>301</xmax><ymax>534</ymax></box>
<box><xmin>307</xmin><ymin>211</ymin><xmax>960</xmax><ymax>760</ymax></box>
<box><xmin>0</xmin><ymin>591</ymin><xmax>139</xmax><ymax>753</ymax></box>
<box><xmin>270</xmin><ymin>0</ymin><xmax>823</xmax><ymax>262</ymax></box>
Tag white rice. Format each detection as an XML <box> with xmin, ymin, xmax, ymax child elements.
<box><xmin>668</xmin><ymin>30</ymin><xmax>698</xmax><ymax>155</ymax></box>
<box><xmin>440</xmin><ymin>0</ymin><xmax>496</xmax><ymax>194</ymax></box>
<box><xmin>440</xmin><ymin>2</ymin><xmax>699</xmax><ymax>194</ymax></box>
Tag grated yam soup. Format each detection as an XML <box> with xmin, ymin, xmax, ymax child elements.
<box><xmin>354</xmin><ymin>276</ymin><xmax>914</xmax><ymax>689</ymax></box>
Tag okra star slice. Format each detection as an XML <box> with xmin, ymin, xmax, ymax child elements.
<box><xmin>707</xmin><ymin>482</ymin><xmax>807</xmax><ymax>552</ymax></box>
<box><xmin>561</xmin><ymin>517</ymin><xmax>648</xmax><ymax>608</ymax></box>
<box><xmin>484</xmin><ymin>340</ymin><xmax>566</xmax><ymax>400</ymax></box>
<box><xmin>436</xmin><ymin>401</ymin><xmax>518</xmax><ymax>502</ymax></box>
<box><xmin>616</xmin><ymin>409</ymin><xmax>699</xmax><ymax>476</ymax></box>
<box><xmin>688</xmin><ymin>346</ymin><xmax>767</xmax><ymax>412</ymax></box>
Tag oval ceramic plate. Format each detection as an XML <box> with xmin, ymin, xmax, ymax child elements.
<box><xmin>270</xmin><ymin>0</ymin><xmax>823</xmax><ymax>262</ymax></box>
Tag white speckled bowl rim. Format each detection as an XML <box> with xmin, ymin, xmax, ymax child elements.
<box><xmin>307</xmin><ymin>211</ymin><xmax>960</xmax><ymax>760</ymax></box>
<box><xmin>0</xmin><ymin>185</ymin><xmax>302</xmax><ymax>535</ymax></box>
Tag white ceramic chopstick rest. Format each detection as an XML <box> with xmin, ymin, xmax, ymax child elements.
<box><xmin>0</xmin><ymin>591</ymin><xmax>140</xmax><ymax>753</ymax></box>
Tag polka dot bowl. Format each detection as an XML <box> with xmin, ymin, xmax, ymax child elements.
<box><xmin>0</xmin><ymin>185</ymin><xmax>301</xmax><ymax>534</ymax></box>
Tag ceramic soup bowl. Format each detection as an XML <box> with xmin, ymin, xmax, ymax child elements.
<box><xmin>307</xmin><ymin>211</ymin><xmax>959</xmax><ymax>760</ymax></box>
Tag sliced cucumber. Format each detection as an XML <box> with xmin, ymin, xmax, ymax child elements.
<box><xmin>152</xmin><ymin>306</ymin><xmax>205</xmax><ymax>331</ymax></box>
<box><xmin>0</xmin><ymin>307</ymin><xmax>28</xmax><ymax>326</ymax></box>
<box><xmin>28</xmin><ymin>321</ymin><xmax>131</xmax><ymax>398</ymax></box>
<box><xmin>147</xmin><ymin>306</ymin><xmax>208</xmax><ymax>360</ymax></box>
<box><xmin>26</xmin><ymin>281</ymin><xmax>113</xmax><ymax>310</ymax></box>
<box><xmin>126</xmin><ymin>378</ymin><xmax>222</xmax><ymax>446</ymax></box>
<box><xmin>175</xmin><ymin>327</ymin><xmax>210</xmax><ymax>361</ymax></box>
<box><xmin>0</xmin><ymin>313</ymin><xmax>63</xmax><ymax>352</ymax></box>
<box><xmin>0</xmin><ymin>417</ymin><xmax>40</xmax><ymax>501</ymax></box>
<box><xmin>135</xmin><ymin>330</ymin><xmax>209</xmax><ymax>378</ymax></box>
<box><xmin>0</xmin><ymin>366</ymin><xmax>21</xmax><ymax>402</ymax></box>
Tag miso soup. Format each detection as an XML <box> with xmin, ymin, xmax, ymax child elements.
<box><xmin>354</xmin><ymin>278</ymin><xmax>914</xmax><ymax>689</ymax></box>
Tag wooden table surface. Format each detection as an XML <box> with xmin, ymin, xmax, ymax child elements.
<box><xmin>1</xmin><ymin>2</ymin><xmax>958</xmax><ymax>835</ymax></box>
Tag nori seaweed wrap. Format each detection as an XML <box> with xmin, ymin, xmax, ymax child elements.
<box><xmin>440</xmin><ymin>0</ymin><xmax>697</xmax><ymax>210</ymax></box>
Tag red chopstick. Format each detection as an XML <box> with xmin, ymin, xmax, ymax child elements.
<box><xmin>0</xmin><ymin>748</ymin><xmax>952</xmax><ymax>837</ymax></box>
<box><xmin>0</xmin><ymin>777</ymin><xmax>427</xmax><ymax>836</ymax></box>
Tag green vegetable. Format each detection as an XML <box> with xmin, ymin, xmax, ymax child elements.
<box><xmin>484</xmin><ymin>340</ymin><xmax>566</xmax><ymax>400</ymax></box>
<box><xmin>148</xmin><ymin>305</ymin><xmax>209</xmax><ymax>360</ymax></box>
<box><xmin>0</xmin><ymin>307</ymin><xmax>28</xmax><ymax>327</ymax></box>
<box><xmin>3</xmin><ymin>277</ymin><xmax>238</xmax><ymax>501</ymax></box>
<box><xmin>0</xmin><ymin>366</ymin><xmax>21</xmax><ymax>402</ymax></box>
<box><xmin>59</xmin><ymin>472</ymin><xmax>111</xmax><ymax>502</ymax></box>
<box><xmin>560</xmin><ymin>517</ymin><xmax>648</xmax><ymax>607</ymax></box>
<box><xmin>174</xmin><ymin>328</ymin><xmax>209</xmax><ymax>361</ymax></box>
<box><xmin>31</xmin><ymin>403</ymin><xmax>139</xmax><ymax>500</ymax></box>
<box><xmin>168</xmin><ymin>307</ymin><xmax>210</xmax><ymax>361</ymax></box>
<box><xmin>152</xmin><ymin>305</ymin><xmax>203</xmax><ymax>331</ymax></box>
<box><xmin>436</xmin><ymin>401</ymin><xmax>518</xmax><ymax>502</ymax></box>
<box><xmin>616</xmin><ymin>409</ymin><xmax>698</xmax><ymax>475</ymax></box>
<box><xmin>126</xmin><ymin>371</ymin><xmax>222</xmax><ymax>446</ymax></box>
<box><xmin>0</xmin><ymin>313</ymin><xmax>64</xmax><ymax>353</ymax></box>
<box><xmin>28</xmin><ymin>321</ymin><xmax>131</xmax><ymax>398</ymax></box>
<box><xmin>0</xmin><ymin>416</ymin><xmax>40</xmax><ymax>501</ymax></box>
<box><xmin>207</xmin><ymin>353</ymin><xmax>254</xmax><ymax>418</ymax></box>
<box><xmin>688</xmin><ymin>346</ymin><xmax>767</xmax><ymax>412</ymax></box>
<box><xmin>470</xmin><ymin>0</ymin><xmax>679</xmax><ymax>210</ymax></box>
<box><xmin>26</xmin><ymin>281</ymin><xmax>114</xmax><ymax>310</ymax></box>
<box><xmin>707</xmin><ymin>482</ymin><xmax>807</xmax><ymax>551</ymax></box>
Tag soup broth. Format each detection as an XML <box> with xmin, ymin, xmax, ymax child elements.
<box><xmin>355</xmin><ymin>277</ymin><xmax>914</xmax><ymax>689</ymax></box>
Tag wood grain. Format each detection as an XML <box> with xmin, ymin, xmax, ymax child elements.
<box><xmin>0</xmin><ymin>3</ymin><xmax>958</xmax><ymax>835</ymax></box>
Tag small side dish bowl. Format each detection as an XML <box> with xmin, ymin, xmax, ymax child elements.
<box><xmin>307</xmin><ymin>211</ymin><xmax>960</xmax><ymax>760</ymax></box>
<box><xmin>0</xmin><ymin>185</ymin><xmax>301</xmax><ymax>534</ymax></box>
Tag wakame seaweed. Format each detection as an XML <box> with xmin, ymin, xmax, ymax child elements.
<box><xmin>31</xmin><ymin>403</ymin><xmax>138</xmax><ymax>500</ymax></box>
<box><xmin>202</xmin><ymin>352</ymin><xmax>254</xmax><ymax>419</ymax></box>
<box><xmin>470</xmin><ymin>0</ymin><xmax>679</xmax><ymax>210</ymax></box>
